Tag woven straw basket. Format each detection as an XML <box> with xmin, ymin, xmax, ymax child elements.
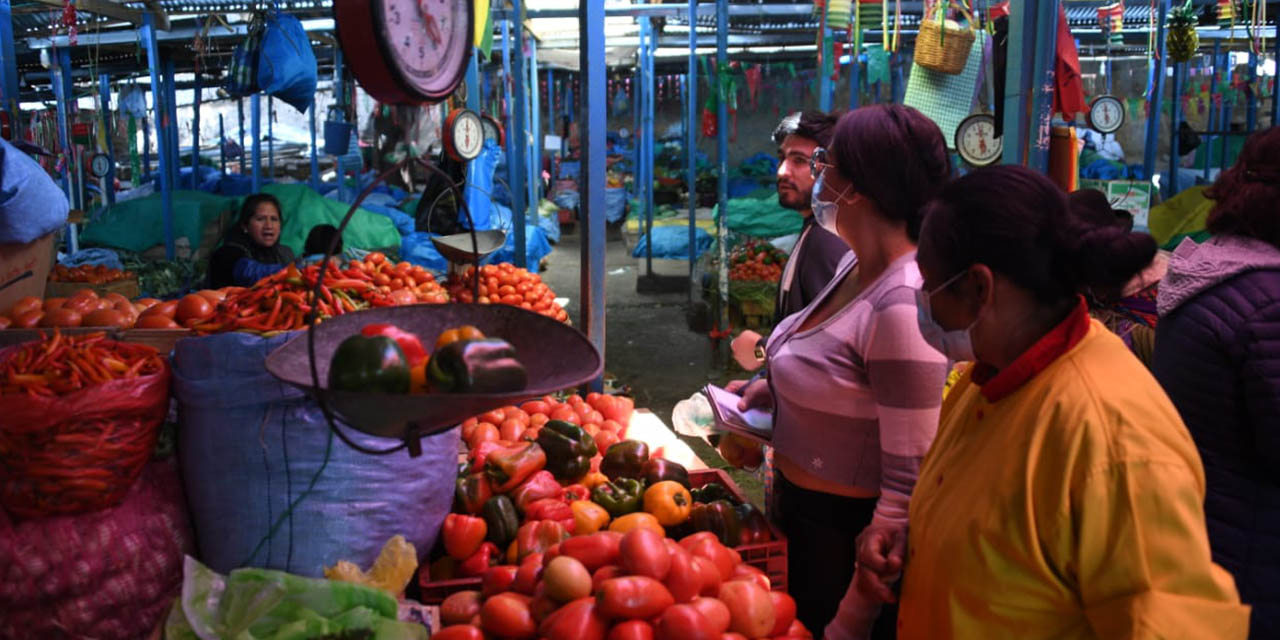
<box><xmin>915</xmin><ymin>8</ymin><xmax>976</xmax><ymax>75</ymax></box>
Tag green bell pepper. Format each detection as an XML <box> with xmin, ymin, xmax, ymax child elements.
<box><xmin>536</xmin><ymin>420</ymin><xmax>597</xmax><ymax>483</ymax></box>
<box><xmin>590</xmin><ymin>478</ymin><xmax>644</xmax><ymax>518</ymax></box>
<box><xmin>327</xmin><ymin>334</ymin><xmax>411</xmax><ymax>394</ymax></box>
<box><xmin>691</xmin><ymin>482</ymin><xmax>736</xmax><ymax>504</ymax></box>
<box><xmin>481</xmin><ymin>494</ymin><xmax>520</xmax><ymax>548</ymax></box>
<box><xmin>690</xmin><ymin>500</ymin><xmax>741</xmax><ymax>547</ymax></box>
<box><xmin>600</xmin><ymin>440</ymin><xmax>649</xmax><ymax>481</ymax></box>
<box><xmin>426</xmin><ymin>338</ymin><xmax>528</xmax><ymax>393</ymax></box>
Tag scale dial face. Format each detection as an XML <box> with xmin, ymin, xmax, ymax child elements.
<box><xmin>89</xmin><ymin>153</ymin><xmax>111</xmax><ymax>178</ymax></box>
<box><xmin>481</xmin><ymin>114</ymin><xmax>504</xmax><ymax>146</ymax></box>
<box><xmin>1088</xmin><ymin>95</ymin><xmax>1126</xmax><ymax>134</ymax></box>
<box><xmin>955</xmin><ymin>113</ymin><xmax>1003</xmax><ymax>167</ymax></box>
<box><xmin>374</xmin><ymin>0</ymin><xmax>472</xmax><ymax>100</ymax></box>
<box><xmin>448</xmin><ymin>109</ymin><xmax>484</xmax><ymax>161</ymax></box>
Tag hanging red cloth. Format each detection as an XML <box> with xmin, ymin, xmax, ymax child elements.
<box><xmin>1054</xmin><ymin>3</ymin><xmax>1087</xmax><ymax>119</ymax></box>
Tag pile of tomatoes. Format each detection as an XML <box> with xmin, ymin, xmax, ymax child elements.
<box><xmin>0</xmin><ymin>289</ymin><xmax>226</xmax><ymax>330</ymax></box>
<box><xmin>435</xmin><ymin>527</ymin><xmax>809</xmax><ymax>640</ymax></box>
<box><xmin>446</xmin><ymin>263</ymin><xmax>569</xmax><ymax>323</ymax></box>
<box><xmin>462</xmin><ymin>393</ymin><xmax>634</xmax><ymax>460</ymax></box>
<box><xmin>48</xmin><ymin>264</ymin><xmax>134</xmax><ymax>284</ymax></box>
<box><xmin>728</xmin><ymin>242</ymin><xmax>786</xmax><ymax>283</ymax></box>
<box><xmin>343</xmin><ymin>252</ymin><xmax>449</xmax><ymax>306</ymax></box>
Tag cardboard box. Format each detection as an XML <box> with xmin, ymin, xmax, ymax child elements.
<box><xmin>1079</xmin><ymin>179</ymin><xmax>1154</xmax><ymax>231</ymax></box>
<box><xmin>0</xmin><ymin>232</ymin><xmax>54</xmax><ymax>314</ymax></box>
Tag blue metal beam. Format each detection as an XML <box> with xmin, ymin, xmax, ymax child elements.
<box><xmin>0</xmin><ymin>0</ymin><xmax>19</xmax><ymax>128</ymax></box>
<box><xmin>465</xmin><ymin>47</ymin><xmax>480</xmax><ymax>217</ymax></box>
<box><xmin>268</xmin><ymin>96</ymin><xmax>275</xmax><ymax>181</ymax></box>
<box><xmin>1142</xmin><ymin>0</ymin><xmax>1170</xmax><ymax>183</ymax></box>
<box><xmin>529</xmin><ymin>37</ymin><xmax>540</xmax><ymax>214</ymax></box>
<box><xmin>220</xmin><ymin>114</ymin><xmax>227</xmax><ymax>176</ymax></box>
<box><xmin>143</xmin><ymin>115</ymin><xmax>152</xmax><ymax>180</ymax></box>
<box><xmin>52</xmin><ymin>46</ymin><xmax>76</xmax><ymax>252</ymax></box>
<box><xmin>716</xmin><ymin>0</ymin><xmax>729</xmax><ymax>335</ymax></box>
<box><xmin>251</xmin><ymin>93</ymin><xmax>262</xmax><ymax>192</ymax></box>
<box><xmin>1246</xmin><ymin>49</ymin><xmax>1257</xmax><ymax>132</ymax></box>
<box><xmin>1219</xmin><ymin>50</ymin><xmax>1232</xmax><ymax>172</ymax></box>
<box><xmin>141</xmin><ymin>13</ymin><xmax>173</xmax><ymax>259</ymax></box>
<box><xmin>687</xmin><ymin>0</ymin><xmax>696</xmax><ymax>292</ymax></box>
<box><xmin>1205</xmin><ymin>42</ymin><xmax>1219</xmax><ymax>183</ymax></box>
<box><xmin>164</xmin><ymin>59</ymin><xmax>178</xmax><ymax>188</ymax></box>
<box><xmin>819</xmin><ymin>20</ymin><xmax>833</xmax><ymax>111</ymax></box>
<box><xmin>1168</xmin><ymin>61</ymin><xmax>1183</xmax><ymax>198</ymax></box>
<box><xmin>191</xmin><ymin>72</ymin><xmax>201</xmax><ymax>177</ymax></box>
<box><xmin>510</xmin><ymin>5</ymin><xmax>528</xmax><ymax>268</ymax></box>
<box><xmin>308</xmin><ymin>101</ymin><xmax>319</xmax><ymax>190</ymax></box>
<box><xmin>99</xmin><ymin>74</ymin><xmax>116</xmax><ymax>206</ymax></box>
<box><xmin>237</xmin><ymin>98</ymin><xmax>245</xmax><ymax>174</ymax></box>
<box><xmin>644</xmin><ymin>21</ymin><xmax>655</xmax><ymax>273</ymax></box>
<box><xmin>501</xmin><ymin>18</ymin><xmax>517</xmax><ymax>233</ymax></box>
<box><xmin>1003</xmin><ymin>1</ymin><xmax>1063</xmax><ymax>170</ymax></box>
<box><xmin>1273</xmin><ymin>35</ymin><xmax>1279</xmax><ymax>128</ymax></box>
<box><xmin>579</xmin><ymin>0</ymin><xmax>606</xmax><ymax>390</ymax></box>
<box><xmin>850</xmin><ymin>45</ymin><xmax>861</xmax><ymax>109</ymax></box>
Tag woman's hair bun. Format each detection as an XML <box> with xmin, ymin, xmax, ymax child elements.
<box><xmin>1061</xmin><ymin>221</ymin><xmax>1158</xmax><ymax>292</ymax></box>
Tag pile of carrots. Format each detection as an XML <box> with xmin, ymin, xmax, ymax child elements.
<box><xmin>0</xmin><ymin>330</ymin><xmax>164</xmax><ymax>397</ymax></box>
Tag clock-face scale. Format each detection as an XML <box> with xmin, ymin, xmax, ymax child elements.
<box><xmin>335</xmin><ymin>0</ymin><xmax>473</xmax><ymax>104</ymax></box>
<box><xmin>446</xmin><ymin>108</ymin><xmax>484</xmax><ymax>161</ymax></box>
<box><xmin>955</xmin><ymin>114</ymin><xmax>1002</xmax><ymax>167</ymax></box>
<box><xmin>1088</xmin><ymin>96</ymin><xmax>1125</xmax><ymax>134</ymax></box>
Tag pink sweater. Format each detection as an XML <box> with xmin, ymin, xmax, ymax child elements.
<box><xmin>766</xmin><ymin>252</ymin><xmax>947</xmax><ymax>526</ymax></box>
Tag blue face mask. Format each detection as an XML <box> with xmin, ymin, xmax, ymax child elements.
<box><xmin>811</xmin><ymin>171</ymin><xmax>851</xmax><ymax>236</ymax></box>
<box><xmin>915</xmin><ymin>269</ymin><xmax>977</xmax><ymax>362</ymax></box>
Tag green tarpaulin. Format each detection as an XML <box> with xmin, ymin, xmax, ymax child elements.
<box><xmin>714</xmin><ymin>192</ymin><xmax>805</xmax><ymax>239</ymax></box>
<box><xmin>80</xmin><ymin>184</ymin><xmax>402</xmax><ymax>257</ymax></box>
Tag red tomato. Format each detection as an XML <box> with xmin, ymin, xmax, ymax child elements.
<box><xmin>768</xmin><ymin>592</ymin><xmax>798</xmax><ymax>637</ymax></box>
<box><xmin>481</xmin><ymin>565</ymin><xmax>520</xmax><ymax>599</ymax></box>
<box><xmin>600</xmin><ymin>419</ymin><xmax>624</xmax><ymax>433</ymax></box>
<box><xmin>594</xmin><ymin>430</ymin><xmax>621</xmax><ymax>456</ymax></box>
<box><xmin>40</xmin><ymin>307</ymin><xmax>82</xmax><ymax>327</ymax></box>
<box><xmin>664</xmin><ymin>547</ymin><xmax>702</xmax><ymax>603</ymax></box>
<box><xmin>592</xmin><ymin>564</ymin><xmax>627</xmax><ymax>593</ymax></box>
<box><xmin>433</xmin><ymin>625</ymin><xmax>484</xmax><ymax>640</ymax></box>
<box><xmin>690</xmin><ymin>556</ymin><xmax>723</xmax><ymax>597</ymax></box>
<box><xmin>595</xmin><ymin>576</ymin><xmax>675</xmax><ymax>621</ymax></box>
<box><xmin>175</xmin><ymin>293</ymin><xmax>214</xmax><ymax>324</ymax></box>
<box><xmin>481</xmin><ymin>409</ymin><xmax>506</xmax><ymax>426</ymax></box>
<box><xmin>6</xmin><ymin>295</ymin><xmax>41</xmax><ymax>319</ymax></box>
<box><xmin>560</xmin><ymin>531</ymin><xmax>623</xmax><ymax>573</ymax></box>
<box><xmin>543</xmin><ymin>555</ymin><xmax>593</xmax><ymax>603</ymax></box>
<box><xmin>62</xmin><ymin>295</ymin><xmax>98</xmax><ymax>316</ymax></box>
<box><xmin>11</xmin><ymin>310</ymin><xmax>43</xmax><ymax>328</ymax></box>
<box><xmin>607</xmin><ymin>620</ymin><xmax>656</xmax><ymax>640</ymax></box>
<box><xmin>656</xmin><ymin>604</ymin><xmax>719</xmax><ymax>640</ymax></box>
<box><xmin>550</xmin><ymin>406</ymin><xmax>578</xmax><ymax>423</ymax></box>
<box><xmin>521</xmin><ymin>400</ymin><xmax>551</xmax><ymax>416</ymax></box>
<box><xmin>0</xmin><ymin>317</ymin><xmax>10</xmax><ymax>329</ymax></box>
<box><xmin>530</xmin><ymin>413</ymin><xmax>550</xmax><ymax>428</ymax></box>
<box><xmin>466</xmin><ymin>422</ymin><xmax>500</xmax><ymax>450</ymax></box>
<box><xmin>513</xmin><ymin>553</ymin><xmax>544</xmax><ymax>595</ymax></box>
<box><xmin>135</xmin><ymin>314</ymin><xmax>180</xmax><ymax>329</ymax></box>
<box><xmin>440</xmin><ymin>590</ymin><xmax>483</xmax><ymax>626</ymax></box>
<box><xmin>461</xmin><ymin>417</ymin><xmax>479</xmax><ymax>441</ymax></box>
<box><xmin>717</xmin><ymin>581</ymin><xmax>775</xmax><ymax>638</ymax></box>
<box><xmin>143</xmin><ymin>299</ymin><xmax>179</xmax><ymax>319</ymax></box>
<box><xmin>482</xmin><ymin>593</ymin><xmax>536</xmax><ymax>638</ymax></box>
<box><xmin>539</xmin><ymin>596</ymin><xmax>608</xmax><ymax>640</ymax></box>
<box><xmin>499</xmin><ymin>418</ymin><xmax>526</xmax><ymax>442</ymax></box>
<box><xmin>688</xmin><ymin>598</ymin><xmax>731</xmax><ymax>634</ymax></box>
<box><xmin>729</xmin><ymin>564</ymin><xmax>771</xmax><ymax>591</ymax></box>
<box><xmin>620</xmin><ymin>528</ymin><xmax>672</xmax><ymax>581</ymax></box>
<box><xmin>684</xmin><ymin>538</ymin><xmax>737</xmax><ymax>582</ymax></box>
<box><xmin>785</xmin><ymin>618</ymin><xmax>814</xmax><ymax>638</ymax></box>
<box><xmin>82</xmin><ymin>309</ymin><xmax>129</xmax><ymax>328</ymax></box>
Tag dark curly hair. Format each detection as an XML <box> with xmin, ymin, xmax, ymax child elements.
<box><xmin>1205</xmin><ymin>126</ymin><xmax>1280</xmax><ymax>249</ymax></box>
<box><xmin>772</xmin><ymin>110</ymin><xmax>840</xmax><ymax>148</ymax></box>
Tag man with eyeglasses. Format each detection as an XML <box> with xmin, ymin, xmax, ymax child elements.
<box><xmin>731</xmin><ymin>110</ymin><xmax>851</xmax><ymax>370</ymax></box>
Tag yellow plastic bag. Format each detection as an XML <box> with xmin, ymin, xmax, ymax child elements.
<box><xmin>324</xmin><ymin>535</ymin><xmax>418</xmax><ymax>597</ymax></box>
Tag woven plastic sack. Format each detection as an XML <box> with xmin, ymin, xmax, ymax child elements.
<box><xmin>0</xmin><ymin>342</ymin><xmax>169</xmax><ymax>519</ymax></box>
<box><xmin>0</xmin><ymin>138</ymin><xmax>69</xmax><ymax>245</ymax></box>
<box><xmin>226</xmin><ymin>16</ymin><xmax>264</xmax><ymax>97</ymax></box>
<box><xmin>171</xmin><ymin>332</ymin><xmax>458</xmax><ymax>578</ymax></box>
<box><xmin>257</xmin><ymin>12</ymin><xmax>318</xmax><ymax>112</ymax></box>
<box><xmin>0</xmin><ymin>459</ymin><xmax>194</xmax><ymax>640</ymax></box>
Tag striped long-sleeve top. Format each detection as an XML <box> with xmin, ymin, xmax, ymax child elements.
<box><xmin>766</xmin><ymin>251</ymin><xmax>948</xmax><ymax>526</ymax></box>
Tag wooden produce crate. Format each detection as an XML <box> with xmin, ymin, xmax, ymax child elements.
<box><xmin>417</xmin><ymin>468</ymin><xmax>788</xmax><ymax>603</ymax></box>
<box><xmin>46</xmin><ymin>276</ymin><xmax>141</xmax><ymax>300</ymax></box>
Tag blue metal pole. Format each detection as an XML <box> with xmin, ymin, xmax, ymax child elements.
<box><xmin>850</xmin><ymin>46</ymin><xmax>861</xmax><ymax>109</ymax></box>
<box><xmin>98</xmin><ymin>74</ymin><xmax>116</xmax><ymax>206</ymax></box>
<box><xmin>1246</xmin><ymin>49</ymin><xmax>1257</xmax><ymax>132</ymax></box>
<box><xmin>465</xmin><ymin>47</ymin><xmax>481</xmax><ymax>217</ymax></box>
<box><xmin>219</xmin><ymin>114</ymin><xmax>227</xmax><ymax>176</ymax></box>
<box><xmin>1220</xmin><ymin>51</ymin><xmax>1232</xmax><ymax>172</ymax></box>
<box><xmin>268</xmin><ymin>96</ymin><xmax>275</xmax><ymax>181</ymax></box>
<box><xmin>191</xmin><ymin>72</ymin><xmax>202</xmax><ymax>177</ymax></box>
<box><xmin>237</xmin><ymin>98</ymin><xmax>245</xmax><ymax>174</ymax></box>
<box><xmin>1142</xmin><ymin>0</ymin><xmax>1170</xmax><ymax>183</ymax></box>
<box><xmin>820</xmin><ymin>19</ymin><xmax>834</xmax><ymax>111</ymax></box>
<box><xmin>579</xmin><ymin>0</ymin><xmax>606</xmax><ymax>390</ymax></box>
<box><xmin>141</xmin><ymin>13</ymin><xmax>173</xmax><ymax>259</ymax></box>
<box><xmin>510</xmin><ymin>5</ymin><xmax>529</xmax><ymax>268</ymax></box>
<box><xmin>529</xmin><ymin>36</ymin><xmax>541</xmax><ymax>213</ymax></box>
<box><xmin>1204</xmin><ymin>42</ymin><xmax>1219</xmax><ymax>182</ymax></box>
<box><xmin>641</xmin><ymin>16</ymin><xmax>654</xmax><ymax>274</ymax></box>
<box><xmin>251</xmin><ymin>93</ymin><xmax>262</xmax><ymax>192</ymax></box>
<box><xmin>1272</xmin><ymin>35</ymin><xmax>1279</xmax><ymax>128</ymax></box>
<box><xmin>1168</xmin><ymin>62</ymin><xmax>1183</xmax><ymax>198</ymax></box>
<box><xmin>308</xmin><ymin>102</ymin><xmax>319</xmax><ymax>190</ymax></box>
<box><xmin>0</xmin><ymin>0</ymin><xmax>20</xmax><ymax>128</ymax></box>
<box><xmin>1027</xmin><ymin>0</ymin><xmax>1059</xmax><ymax>172</ymax></box>
<box><xmin>891</xmin><ymin>51</ymin><xmax>903</xmax><ymax>103</ymax></box>
<box><xmin>143</xmin><ymin>116</ymin><xmax>152</xmax><ymax>180</ymax></box>
<box><xmin>52</xmin><ymin>46</ymin><xmax>76</xmax><ymax>252</ymax></box>
<box><xmin>501</xmin><ymin>19</ymin><xmax>517</xmax><ymax>228</ymax></box>
<box><xmin>687</xmin><ymin>0</ymin><xmax>697</xmax><ymax>289</ymax></box>
<box><xmin>547</xmin><ymin>68</ymin><xmax>555</xmax><ymax>154</ymax></box>
<box><xmin>716</xmin><ymin>0</ymin><xmax>729</xmax><ymax>335</ymax></box>
<box><xmin>164</xmin><ymin>59</ymin><xmax>178</xmax><ymax>188</ymax></box>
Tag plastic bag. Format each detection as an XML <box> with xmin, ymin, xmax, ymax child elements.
<box><xmin>257</xmin><ymin>12</ymin><xmax>318</xmax><ymax>112</ymax></box>
<box><xmin>58</xmin><ymin>247</ymin><xmax>123</xmax><ymax>271</ymax></box>
<box><xmin>324</xmin><ymin>535</ymin><xmax>417</xmax><ymax>597</ymax></box>
<box><xmin>172</xmin><ymin>332</ymin><xmax>458</xmax><ymax>578</ymax></box>
<box><xmin>165</xmin><ymin>556</ymin><xmax>428</xmax><ymax>640</ymax></box>
<box><xmin>0</xmin><ymin>138</ymin><xmax>69</xmax><ymax>245</ymax></box>
<box><xmin>631</xmin><ymin>226</ymin><xmax>714</xmax><ymax>260</ymax></box>
<box><xmin>399</xmin><ymin>231</ymin><xmax>450</xmax><ymax>273</ymax></box>
<box><xmin>0</xmin><ymin>460</ymin><xmax>193</xmax><ymax>640</ymax></box>
<box><xmin>462</xmin><ymin>139</ymin><xmax>502</xmax><ymax>230</ymax></box>
<box><xmin>226</xmin><ymin>16</ymin><xmax>264</xmax><ymax>97</ymax></box>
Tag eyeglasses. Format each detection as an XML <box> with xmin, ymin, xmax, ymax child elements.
<box><xmin>809</xmin><ymin>147</ymin><xmax>830</xmax><ymax>179</ymax></box>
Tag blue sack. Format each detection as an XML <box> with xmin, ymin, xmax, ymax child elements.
<box><xmin>631</xmin><ymin>226</ymin><xmax>713</xmax><ymax>260</ymax></box>
<box><xmin>604</xmin><ymin>187</ymin><xmax>628</xmax><ymax>224</ymax></box>
<box><xmin>400</xmin><ymin>232</ymin><xmax>450</xmax><ymax>273</ymax></box>
<box><xmin>0</xmin><ymin>138</ymin><xmax>69</xmax><ymax>244</ymax></box>
<box><xmin>257</xmin><ymin>12</ymin><xmax>318</xmax><ymax>113</ymax></box>
<box><xmin>487</xmin><ymin>224</ymin><xmax>552</xmax><ymax>272</ymax></box>
<box><xmin>462</xmin><ymin>140</ymin><xmax>502</xmax><ymax>230</ymax></box>
<box><xmin>59</xmin><ymin>248</ymin><xmax>123</xmax><ymax>271</ymax></box>
<box><xmin>172</xmin><ymin>332</ymin><xmax>458</xmax><ymax>576</ymax></box>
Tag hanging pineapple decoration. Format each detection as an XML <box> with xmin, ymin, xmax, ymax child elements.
<box><xmin>1167</xmin><ymin>0</ymin><xmax>1200</xmax><ymax>63</ymax></box>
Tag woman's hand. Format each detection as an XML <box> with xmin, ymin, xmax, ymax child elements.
<box><xmin>737</xmin><ymin>378</ymin><xmax>772</xmax><ymax>412</ymax></box>
<box><xmin>855</xmin><ymin>523</ymin><xmax>907</xmax><ymax>603</ymax></box>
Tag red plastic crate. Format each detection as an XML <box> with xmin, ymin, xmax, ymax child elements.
<box><xmin>417</xmin><ymin>468</ymin><xmax>789</xmax><ymax>603</ymax></box>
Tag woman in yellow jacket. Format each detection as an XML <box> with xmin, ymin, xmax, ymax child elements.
<box><xmin>844</xmin><ymin>166</ymin><xmax>1249</xmax><ymax>639</ymax></box>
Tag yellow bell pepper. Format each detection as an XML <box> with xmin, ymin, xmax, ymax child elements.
<box><xmin>643</xmin><ymin>480</ymin><xmax>693</xmax><ymax>526</ymax></box>
<box><xmin>608</xmin><ymin>512</ymin><xmax>665</xmax><ymax>536</ymax></box>
<box><xmin>571</xmin><ymin>500</ymin><xmax>611</xmax><ymax>535</ymax></box>
<box><xmin>581</xmin><ymin>471</ymin><xmax>610</xmax><ymax>490</ymax></box>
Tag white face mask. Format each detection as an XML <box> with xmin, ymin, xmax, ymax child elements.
<box><xmin>811</xmin><ymin>170</ymin><xmax>851</xmax><ymax>236</ymax></box>
<box><xmin>915</xmin><ymin>269</ymin><xmax>978</xmax><ymax>362</ymax></box>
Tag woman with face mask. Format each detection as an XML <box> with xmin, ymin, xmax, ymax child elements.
<box><xmin>727</xmin><ymin>104</ymin><xmax>952</xmax><ymax>638</ymax></box>
<box><xmin>208</xmin><ymin>193</ymin><xmax>296</xmax><ymax>289</ymax></box>
<box><xmin>855</xmin><ymin>164</ymin><xmax>1248</xmax><ymax>639</ymax></box>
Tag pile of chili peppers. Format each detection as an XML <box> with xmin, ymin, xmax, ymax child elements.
<box><xmin>0</xmin><ymin>330</ymin><xmax>165</xmax><ymax>397</ymax></box>
<box><xmin>192</xmin><ymin>259</ymin><xmax>450</xmax><ymax>335</ymax></box>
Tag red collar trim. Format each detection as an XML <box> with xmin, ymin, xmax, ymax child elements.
<box><xmin>972</xmin><ymin>297</ymin><xmax>1092</xmax><ymax>402</ymax></box>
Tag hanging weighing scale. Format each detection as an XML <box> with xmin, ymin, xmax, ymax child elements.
<box><xmin>481</xmin><ymin>113</ymin><xmax>505</xmax><ymax>147</ymax></box>
<box><xmin>955</xmin><ymin>113</ymin><xmax>1003</xmax><ymax>167</ymax></box>
<box><xmin>1087</xmin><ymin>95</ymin><xmax>1126</xmax><ymax>134</ymax></box>
<box><xmin>89</xmin><ymin>153</ymin><xmax>112</xmax><ymax>179</ymax></box>
<box><xmin>266</xmin><ymin>2</ymin><xmax>602</xmax><ymax>456</ymax></box>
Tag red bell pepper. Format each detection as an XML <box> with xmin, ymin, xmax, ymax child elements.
<box><xmin>486</xmin><ymin>442</ymin><xmax>548</xmax><ymax>493</ymax></box>
<box><xmin>455</xmin><ymin>472</ymin><xmax>493</xmax><ymax>515</ymax></box>
<box><xmin>563</xmin><ymin>484</ymin><xmax>591</xmax><ymax>502</ymax></box>
<box><xmin>525</xmin><ymin>497</ymin><xmax>575</xmax><ymax>524</ymax></box>
<box><xmin>443</xmin><ymin>513</ymin><xmax>489</xmax><ymax>560</ymax></box>
<box><xmin>361</xmin><ymin>323</ymin><xmax>429</xmax><ymax>367</ymax></box>
<box><xmin>511</xmin><ymin>470</ymin><xmax>564</xmax><ymax>513</ymax></box>
<box><xmin>458</xmin><ymin>541</ymin><xmax>499</xmax><ymax>577</ymax></box>
<box><xmin>515</xmin><ymin>520</ymin><xmax>569</xmax><ymax>563</ymax></box>
<box><xmin>469</xmin><ymin>440</ymin><xmax>505</xmax><ymax>474</ymax></box>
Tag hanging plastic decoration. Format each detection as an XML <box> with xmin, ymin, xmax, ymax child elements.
<box><xmin>744</xmin><ymin>64</ymin><xmax>762</xmax><ymax>109</ymax></box>
<box><xmin>1098</xmin><ymin>2</ymin><xmax>1125</xmax><ymax>45</ymax></box>
<box><xmin>1166</xmin><ymin>0</ymin><xmax>1200</xmax><ymax>63</ymax></box>
<box><xmin>62</xmin><ymin>0</ymin><xmax>77</xmax><ymax>46</ymax></box>
<box><xmin>1217</xmin><ymin>0</ymin><xmax>1237</xmax><ymax>29</ymax></box>
<box><xmin>828</xmin><ymin>0</ymin><xmax>853</xmax><ymax>30</ymax></box>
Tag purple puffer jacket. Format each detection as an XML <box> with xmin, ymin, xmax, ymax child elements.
<box><xmin>1153</xmin><ymin>234</ymin><xmax>1280</xmax><ymax>640</ymax></box>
